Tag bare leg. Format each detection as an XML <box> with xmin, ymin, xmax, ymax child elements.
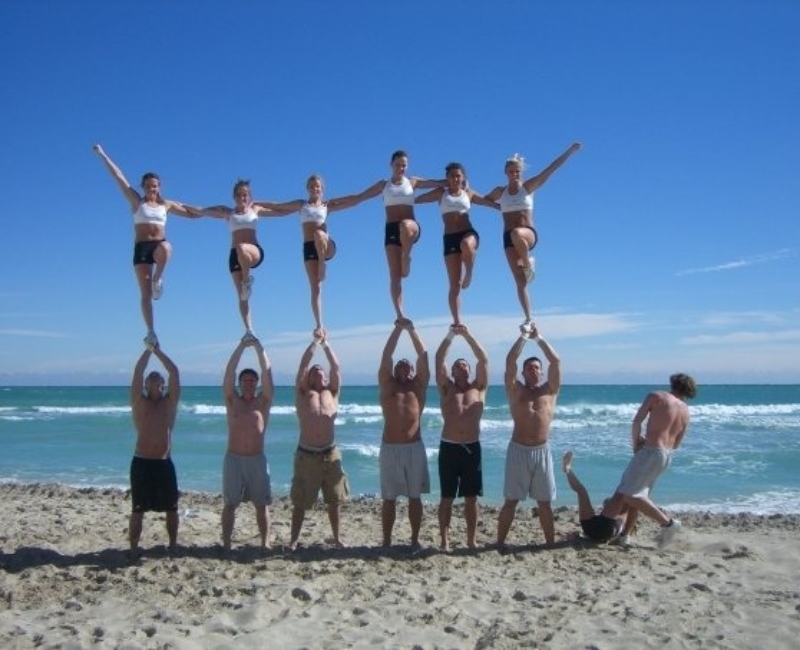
<box><xmin>304</xmin><ymin>260</ymin><xmax>323</xmax><ymax>333</ymax></box>
<box><xmin>151</xmin><ymin>240</ymin><xmax>172</xmax><ymax>293</ymax></box>
<box><xmin>504</xmin><ymin>248</ymin><xmax>532</xmax><ymax>322</ymax></box>
<box><xmin>496</xmin><ymin>499</ymin><xmax>518</xmax><ymax>550</ymax></box>
<box><xmin>536</xmin><ymin>500</ymin><xmax>555</xmax><ymax>547</ymax></box>
<box><xmin>562</xmin><ymin>451</ymin><xmax>596</xmax><ymax>520</ymax></box>
<box><xmin>289</xmin><ymin>507</ymin><xmax>305</xmax><ymax>551</ymax></box>
<box><xmin>165</xmin><ymin>510</ymin><xmax>178</xmax><ymax>549</ymax></box>
<box><xmin>409</xmin><ymin>498</ymin><xmax>423</xmax><ymax>548</ymax></box>
<box><xmin>621</xmin><ymin>494</ymin><xmax>671</xmax><ymax>526</ymax></box>
<box><xmin>438</xmin><ymin>497</ymin><xmax>454</xmax><ymax>551</ymax></box>
<box><xmin>381</xmin><ymin>499</ymin><xmax>396</xmax><ymax>547</ymax></box>
<box><xmin>221</xmin><ymin>504</ymin><xmax>236</xmax><ymax>551</ymax></box>
<box><xmin>510</xmin><ymin>227</ymin><xmax>535</xmax><ymax>272</ymax></box>
<box><xmin>399</xmin><ymin>219</ymin><xmax>419</xmax><ymax>278</ymax></box>
<box><xmin>464</xmin><ymin>496</ymin><xmax>479</xmax><ymax>548</ymax></box>
<box><xmin>385</xmin><ymin>245</ymin><xmax>405</xmax><ymax>321</ymax></box>
<box><xmin>327</xmin><ymin>503</ymin><xmax>346</xmax><ymax>548</ymax></box>
<box><xmin>134</xmin><ymin>266</ymin><xmax>155</xmax><ymax>333</ymax></box>
<box><xmin>621</xmin><ymin>507</ymin><xmax>639</xmax><ymax>537</ymax></box>
<box><xmin>232</xmin><ymin>272</ymin><xmax>254</xmax><ymax>332</ymax></box>
<box><xmin>129</xmin><ymin>512</ymin><xmax>144</xmax><ymax>553</ymax></box>
<box><xmin>255</xmin><ymin>504</ymin><xmax>271</xmax><ymax>551</ymax></box>
<box><xmin>459</xmin><ymin>235</ymin><xmax>478</xmax><ymax>289</ymax></box>
<box><xmin>445</xmin><ymin>254</ymin><xmax>463</xmax><ymax>326</ymax></box>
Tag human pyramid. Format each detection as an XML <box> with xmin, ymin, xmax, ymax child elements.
<box><xmin>94</xmin><ymin>142</ymin><xmax>693</xmax><ymax>557</ymax></box>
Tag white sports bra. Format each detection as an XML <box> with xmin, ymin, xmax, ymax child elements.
<box><xmin>229</xmin><ymin>208</ymin><xmax>258</xmax><ymax>233</ymax></box>
<box><xmin>499</xmin><ymin>186</ymin><xmax>534</xmax><ymax>213</ymax></box>
<box><xmin>440</xmin><ymin>191</ymin><xmax>471</xmax><ymax>215</ymax></box>
<box><xmin>132</xmin><ymin>202</ymin><xmax>167</xmax><ymax>226</ymax></box>
<box><xmin>299</xmin><ymin>202</ymin><xmax>328</xmax><ymax>225</ymax></box>
<box><xmin>382</xmin><ymin>177</ymin><xmax>415</xmax><ymax>206</ymax></box>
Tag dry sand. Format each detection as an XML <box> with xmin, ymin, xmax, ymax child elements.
<box><xmin>1</xmin><ymin>483</ymin><xmax>799</xmax><ymax>649</ymax></box>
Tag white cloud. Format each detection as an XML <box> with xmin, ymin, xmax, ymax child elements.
<box><xmin>676</xmin><ymin>248</ymin><xmax>793</xmax><ymax>276</ymax></box>
<box><xmin>682</xmin><ymin>329</ymin><xmax>800</xmax><ymax>346</ymax></box>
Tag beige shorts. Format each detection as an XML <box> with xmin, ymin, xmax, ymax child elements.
<box><xmin>290</xmin><ymin>445</ymin><xmax>349</xmax><ymax>510</ymax></box>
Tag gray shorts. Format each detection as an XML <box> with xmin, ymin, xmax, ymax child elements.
<box><xmin>616</xmin><ymin>447</ymin><xmax>672</xmax><ymax>498</ymax></box>
<box><xmin>223</xmin><ymin>451</ymin><xmax>272</xmax><ymax>507</ymax></box>
<box><xmin>379</xmin><ymin>439</ymin><xmax>431</xmax><ymax>500</ymax></box>
<box><xmin>503</xmin><ymin>440</ymin><xmax>556</xmax><ymax>502</ymax></box>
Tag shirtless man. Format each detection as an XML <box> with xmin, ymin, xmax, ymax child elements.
<box><xmin>289</xmin><ymin>337</ymin><xmax>349</xmax><ymax>550</ymax></box>
<box><xmin>613</xmin><ymin>373</ymin><xmax>697</xmax><ymax>544</ymax></box>
<box><xmin>434</xmin><ymin>326</ymin><xmax>488</xmax><ymax>551</ymax></box>
<box><xmin>221</xmin><ymin>337</ymin><xmax>274</xmax><ymax>553</ymax></box>
<box><xmin>496</xmin><ymin>323</ymin><xmax>559</xmax><ymax>550</ymax></box>
<box><xmin>378</xmin><ymin>320</ymin><xmax>430</xmax><ymax>550</ymax></box>
<box><xmin>128</xmin><ymin>346</ymin><xmax>181</xmax><ymax>556</ymax></box>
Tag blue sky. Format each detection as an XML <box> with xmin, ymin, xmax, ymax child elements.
<box><xmin>1</xmin><ymin>1</ymin><xmax>798</xmax><ymax>385</ymax></box>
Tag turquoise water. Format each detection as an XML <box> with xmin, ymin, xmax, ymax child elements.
<box><xmin>1</xmin><ymin>384</ymin><xmax>798</xmax><ymax>513</ymax></box>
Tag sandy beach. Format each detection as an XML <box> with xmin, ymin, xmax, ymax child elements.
<box><xmin>1</xmin><ymin>483</ymin><xmax>799</xmax><ymax>649</ymax></box>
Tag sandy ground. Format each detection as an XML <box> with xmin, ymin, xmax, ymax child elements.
<box><xmin>1</xmin><ymin>483</ymin><xmax>799</xmax><ymax>649</ymax></box>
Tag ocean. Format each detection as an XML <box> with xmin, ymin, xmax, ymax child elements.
<box><xmin>1</xmin><ymin>384</ymin><xmax>798</xmax><ymax>514</ymax></box>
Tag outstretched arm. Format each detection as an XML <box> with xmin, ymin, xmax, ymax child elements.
<box><xmin>183</xmin><ymin>204</ymin><xmax>231</xmax><ymax>219</ymax></box>
<box><xmin>223</xmin><ymin>340</ymin><xmax>248</xmax><ymax>403</ymax></box>
<box><xmin>410</xmin><ymin>177</ymin><xmax>446</xmax><ymax>190</ymax></box>
<box><xmin>253</xmin><ymin>203</ymin><xmax>299</xmax><ymax>218</ymax></box>
<box><xmin>93</xmin><ymin>144</ymin><xmax>140</xmax><ymax>212</ymax></box>
<box><xmin>467</xmin><ymin>189</ymin><xmax>501</xmax><ymax>210</ymax></box>
<box><xmin>523</xmin><ymin>142</ymin><xmax>582</xmax><ymax>194</ymax></box>
<box><xmin>414</xmin><ymin>187</ymin><xmax>443</xmax><ymax>205</ymax></box>
<box><xmin>165</xmin><ymin>201</ymin><xmax>202</xmax><ymax>219</ymax></box>
<box><xmin>528</xmin><ymin>323</ymin><xmax>561</xmax><ymax>394</ymax></box>
<box><xmin>130</xmin><ymin>349</ymin><xmax>152</xmax><ymax>406</ymax></box>
<box><xmin>461</xmin><ymin>327</ymin><xmax>489</xmax><ymax>390</ymax></box>
<box><xmin>320</xmin><ymin>338</ymin><xmax>341</xmax><ymax>395</ymax></box>
<box><xmin>379</xmin><ymin>324</ymin><xmax>404</xmax><ymax>384</ymax></box>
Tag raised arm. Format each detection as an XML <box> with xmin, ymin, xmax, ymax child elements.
<box><xmin>435</xmin><ymin>332</ymin><xmax>455</xmax><ymax>394</ymax></box>
<box><xmin>529</xmin><ymin>324</ymin><xmax>561</xmax><ymax>394</ymax></box>
<box><xmin>151</xmin><ymin>347</ymin><xmax>181</xmax><ymax>406</ymax></box>
<box><xmin>406</xmin><ymin>322</ymin><xmax>430</xmax><ymax>389</ymax></box>
<box><xmin>461</xmin><ymin>327</ymin><xmax>489</xmax><ymax>390</ymax></box>
<box><xmin>130</xmin><ymin>349</ymin><xmax>152</xmax><ymax>405</ymax></box>
<box><xmin>320</xmin><ymin>338</ymin><xmax>341</xmax><ymax>396</ymax></box>
<box><xmin>295</xmin><ymin>340</ymin><xmax>318</xmax><ymax>395</ymax></box>
<box><xmin>93</xmin><ymin>144</ymin><xmax>140</xmax><ymax>212</ymax></box>
<box><xmin>252</xmin><ymin>339</ymin><xmax>274</xmax><ymax>407</ymax></box>
<box><xmin>379</xmin><ymin>324</ymin><xmax>404</xmax><ymax>384</ymax></box>
<box><xmin>223</xmin><ymin>340</ymin><xmax>248</xmax><ymax>403</ymax></box>
<box><xmin>505</xmin><ymin>335</ymin><xmax>527</xmax><ymax>397</ymax></box>
<box><xmin>523</xmin><ymin>142</ymin><xmax>582</xmax><ymax>194</ymax></box>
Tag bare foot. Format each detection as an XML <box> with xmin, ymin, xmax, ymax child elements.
<box><xmin>562</xmin><ymin>450</ymin><xmax>574</xmax><ymax>474</ymax></box>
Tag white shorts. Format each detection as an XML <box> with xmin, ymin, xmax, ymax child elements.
<box><xmin>503</xmin><ymin>440</ymin><xmax>556</xmax><ymax>502</ymax></box>
<box><xmin>379</xmin><ymin>439</ymin><xmax>430</xmax><ymax>500</ymax></box>
<box><xmin>616</xmin><ymin>447</ymin><xmax>672</xmax><ymax>499</ymax></box>
<box><xmin>223</xmin><ymin>452</ymin><xmax>272</xmax><ymax>507</ymax></box>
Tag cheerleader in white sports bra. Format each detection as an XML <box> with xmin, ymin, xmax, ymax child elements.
<box><xmin>186</xmin><ymin>180</ymin><xmax>293</xmax><ymax>342</ymax></box>
<box><xmin>93</xmin><ymin>144</ymin><xmax>198</xmax><ymax>351</ymax></box>
<box><xmin>353</xmin><ymin>150</ymin><xmax>444</xmax><ymax>324</ymax></box>
<box><xmin>415</xmin><ymin>162</ymin><xmax>500</xmax><ymax>329</ymax></box>
<box><xmin>255</xmin><ymin>175</ymin><xmax>371</xmax><ymax>340</ymax></box>
<box><xmin>484</xmin><ymin>142</ymin><xmax>582</xmax><ymax>334</ymax></box>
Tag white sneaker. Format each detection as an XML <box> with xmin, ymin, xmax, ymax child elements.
<box><xmin>522</xmin><ymin>257</ymin><xmax>536</xmax><ymax>284</ymax></box>
<box><xmin>617</xmin><ymin>534</ymin><xmax>636</xmax><ymax>548</ymax></box>
<box><xmin>657</xmin><ymin>518</ymin><xmax>682</xmax><ymax>547</ymax></box>
<box><xmin>152</xmin><ymin>278</ymin><xmax>164</xmax><ymax>300</ymax></box>
<box><xmin>240</xmin><ymin>276</ymin><xmax>254</xmax><ymax>301</ymax></box>
<box><xmin>241</xmin><ymin>330</ymin><xmax>257</xmax><ymax>344</ymax></box>
<box><xmin>519</xmin><ymin>320</ymin><xmax>534</xmax><ymax>336</ymax></box>
<box><xmin>143</xmin><ymin>331</ymin><xmax>159</xmax><ymax>351</ymax></box>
